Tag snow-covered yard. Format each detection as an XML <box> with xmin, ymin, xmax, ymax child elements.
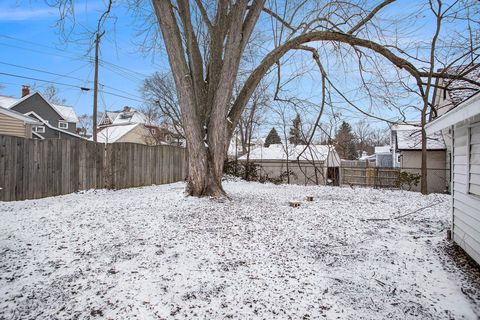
<box><xmin>1</xmin><ymin>181</ymin><xmax>479</xmax><ymax>319</ymax></box>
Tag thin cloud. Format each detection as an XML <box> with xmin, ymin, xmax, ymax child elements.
<box><xmin>0</xmin><ymin>7</ymin><xmax>57</xmax><ymax>21</ymax></box>
<box><xmin>0</xmin><ymin>1</ymin><xmax>104</xmax><ymax>22</ymax></box>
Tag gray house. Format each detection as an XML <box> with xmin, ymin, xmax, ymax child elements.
<box><xmin>0</xmin><ymin>87</ymin><xmax>81</xmax><ymax>140</ymax></box>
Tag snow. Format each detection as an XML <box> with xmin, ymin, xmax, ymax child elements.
<box><xmin>51</xmin><ymin>103</ymin><xmax>79</xmax><ymax>123</ymax></box>
<box><xmin>240</xmin><ymin>144</ymin><xmax>338</xmax><ymax>163</ymax></box>
<box><xmin>94</xmin><ymin>123</ymin><xmax>140</xmax><ymax>143</ymax></box>
<box><xmin>0</xmin><ymin>95</ymin><xmax>19</xmax><ymax>109</ymax></box>
<box><xmin>443</xmin><ymin>64</ymin><xmax>480</xmax><ymax>107</ymax></box>
<box><xmin>374</xmin><ymin>145</ymin><xmax>391</xmax><ymax>154</ymax></box>
<box><xmin>392</xmin><ymin>124</ymin><xmax>446</xmax><ymax>150</ymax></box>
<box><xmin>0</xmin><ymin>181</ymin><xmax>478</xmax><ymax>319</ymax></box>
<box><xmin>112</xmin><ymin>110</ymin><xmax>148</xmax><ymax>125</ymax></box>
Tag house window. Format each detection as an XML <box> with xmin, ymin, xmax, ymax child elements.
<box><xmin>469</xmin><ymin>122</ymin><xmax>480</xmax><ymax>196</ymax></box>
<box><xmin>58</xmin><ymin>121</ymin><xmax>68</xmax><ymax>129</ymax></box>
<box><xmin>150</xmin><ymin>128</ymin><xmax>156</xmax><ymax>134</ymax></box>
<box><xmin>33</xmin><ymin>126</ymin><xmax>45</xmax><ymax>133</ymax></box>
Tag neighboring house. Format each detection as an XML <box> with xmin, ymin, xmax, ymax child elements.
<box><xmin>391</xmin><ymin>123</ymin><xmax>447</xmax><ymax>193</ymax></box>
<box><xmin>95</xmin><ymin>123</ymin><xmax>156</xmax><ymax>145</ymax></box>
<box><xmin>228</xmin><ymin>136</ymin><xmax>265</xmax><ymax>159</ymax></box>
<box><xmin>146</xmin><ymin>125</ymin><xmax>184</xmax><ymax>146</ymax></box>
<box><xmin>98</xmin><ymin>106</ymin><xmax>184</xmax><ymax>146</ymax></box>
<box><xmin>358</xmin><ymin>151</ymin><xmax>376</xmax><ymax>164</ymax></box>
<box><xmin>98</xmin><ymin>106</ymin><xmax>148</xmax><ymax>127</ymax></box>
<box><xmin>358</xmin><ymin>146</ymin><xmax>393</xmax><ymax>167</ymax></box>
<box><xmin>0</xmin><ymin>106</ymin><xmax>42</xmax><ymax>138</ymax></box>
<box><xmin>238</xmin><ymin>144</ymin><xmax>341</xmax><ymax>185</ymax></box>
<box><xmin>425</xmin><ymin>91</ymin><xmax>480</xmax><ymax>265</ymax></box>
<box><xmin>0</xmin><ymin>86</ymin><xmax>82</xmax><ymax>140</ymax></box>
<box><xmin>372</xmin><ymin>146</ymin><xmax>393</xmax><ymax>167</ymax></box>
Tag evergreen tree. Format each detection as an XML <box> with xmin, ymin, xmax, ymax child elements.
<box><xmin>264</xmin><ymin>127</ymin><xmax>281</xmax><ymax>147</ymax></box>
<box><xmin>335</xmin><ymin>121</ymin><xmax>357</xmax><ymax>160</ymax></box>
<box><xmin>288</xmin><ymin>114</ymin><xmax>307</xmax><ymax>145</ymax></box>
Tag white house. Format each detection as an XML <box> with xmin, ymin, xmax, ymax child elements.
<box><xmin>97</xmin><ymin>106</ymin><xmax>185</xmax><ymax>146</ymax></box>
<box><xmin>238</xmin><ymin>144</ymin><xmax>341</xmax><ymax>185</ymax></box>
<box><xmin>426</xmin><ymin>91</ymin><xmax>480</xmax><ymax>265</ymax></box>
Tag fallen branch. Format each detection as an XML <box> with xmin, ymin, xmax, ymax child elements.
<box><xmin>364</xmin><ymin>201</ymin><xmax>445</xmax><ymax>221</ymax></box>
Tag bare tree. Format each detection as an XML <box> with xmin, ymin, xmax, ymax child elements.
<box><xmin>353</xmin><ymin>120</ymin><xmax>374</xmax><ymax>156</ymax></box>
<box><xmin>43</xmin><ymin>85</ymin><xmax>66</xmax><ymax>105</ymax></box>
<box><xmin>236</xmin><ymin>82</ymin><xmax>269</xmax><ymax>155</ymax></box>
<box><xmin>78</xmin><ymin>114</ymin><xmax>93</xmax><ymax>136</ymax></box>
<box><xmin>369</xmin><ymin>126</ymin><xmax>390</xmax><ymax>147</ymax></box>
<box><xmin>141</xmin><ymin>72</ymin><xmax>183</xmax><ymax>135</ymax></box>
<box><xmin>52</xmin><ymin>0</ymin><xmax>479</xmax><ymax>197</ymax></box>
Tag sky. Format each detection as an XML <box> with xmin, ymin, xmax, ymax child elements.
<box><xmin>0</xmin><ymin>0</ymin><xmax>467</xmax><ymax>139</ymax></box>
<box><xmin>0</xmin><ymin>1</ymin><xmax>165</xmax><ymax>116</ymax></box>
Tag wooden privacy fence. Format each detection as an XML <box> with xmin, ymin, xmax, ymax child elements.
<box><xmin>0</xmin><ymin>135</ymin><xmax>186</xmax><ymax>201</ymax></box>
<box><xmin>341</xmin><ymin>166</ymin><xmax>401</xmax><ymax>188</ymax></box>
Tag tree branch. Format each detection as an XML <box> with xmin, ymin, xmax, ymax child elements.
<box><xmin>348</xmin><ymin>0</ymin><xmax>396</xmax><ymax>34</ymax></box>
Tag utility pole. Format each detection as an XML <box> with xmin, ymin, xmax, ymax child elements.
<box><xmin>93</xmin><ymin>31</ymin><xmax>105</xmax><ymax>142</ymax></box>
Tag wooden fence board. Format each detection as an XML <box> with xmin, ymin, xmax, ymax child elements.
<box><xmin>0</xmin><ymin>135</ymin><xmax>186</xmax><ymax>201</ymax></box>
<box><xmin>341</xmin><ymin>166</ymin><xmax>400</xmax><ymax>188</ymax></box>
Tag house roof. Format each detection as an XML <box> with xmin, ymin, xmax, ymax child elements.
<box><xmin>426</xmin><ymin>91</ymin><xmax>480</xmax><ymax>134</ymax></box>
<box><xmin>0</xmin><ymin>93</ymin><xmax>79</xmax><ymax>123</ymax></box>
<box><xmin>94</xmin><ymin>123</ymin><xmax>140</xmax><ymax>143</ymax></box>
<box><xmin>239</xmin><ymin>144</ymin><xmax>337</xmax><ymax>162</ymax></box>
<box><xmin>101</xmin><ymin>108</ymin><xmax>148</xmax><ymax>126</ymax></box>
<box><xmin>0</xmin><ymin>106</ymin><xmax>42</xmax><ymax>125</ymax></box>
<box><xmin>392</xmin><ymin>123</ymin><xmax>446</xmax><ymax>150</ymax></box>
<box><xmin>0</xmin><ymin>95</ymin><xmax>19</xmax><ymax>109</ymax></box>
<box><xmin>441</xmin><ymin>64</ymin><xmax>480</xmax><ymax>107</ymax></box>
<box><xmin>375</xmin><ymin>145</ymin><xmax>391</xmax><ymax>154</ymax></box>
<box><xmin>51</xmin><ymin>103</ymin><xmax>79</xmax><ymax>123</ymax></box>
<box><xmin>359</xmin><ymin>154</ymin><xmax>376</xmax><ymax>161</ymax></box>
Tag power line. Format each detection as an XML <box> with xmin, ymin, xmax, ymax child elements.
<box><xmin>0</xmin><ymin>72</ymin><xmax>91</xmax><ymax>91</ymax></box>
<box><xmin>0</xmin><ymin>61</ymin><xmax>88</xmax><ymax>82</ymax></box>
<box><xmin>0</xmin><ymin>41</ymin><xmax>147</xmax><ymax>85</ymax></box>
<box><xmin>0</xmin><ymin>34</ymin><xmax>150</xmax><ymax>78</ymax></box>
<box><xmin>1</xmin><ymin>61</ymin><xmax>146</xmax><ymax>101</ymax></box>
<box><xmin>1</xmin><ymin>71</ymin><xmax>146</xmax><ymax>104</ymax></box>
<box><xmin>100</xmin><ymin>89</ymin><xmax>145</xmax><ymax>104</ymax></box>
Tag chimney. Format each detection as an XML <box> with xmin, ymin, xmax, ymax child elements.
<box><xmin>21</xmin><ymin>85</ymin><xmax>30</xmax><ymax>97</ymax></box>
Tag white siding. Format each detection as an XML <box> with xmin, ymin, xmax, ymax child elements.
<box><xmin>452</xmin><ymin>118</ymin><xmax>480</xmax><ymax>264</ymax></box>
<box><xmin>469</xmin><ymin>124</ymin><xmax>480</xmax><ymax>196</ymax></box>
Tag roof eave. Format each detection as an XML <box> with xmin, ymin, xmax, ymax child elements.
<box><xmin>426</xmin><ymin>91</ymin><xmax>480</xmax><ymax>134</ymax></box>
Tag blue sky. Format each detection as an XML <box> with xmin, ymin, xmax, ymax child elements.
<box><xmin>0</xmin><ymin>1</ymin><xmax>164</xmax><ymax>116</ymax></box>
<box><xmin>0</xmin><ymin>0</ymin><xmax>460</xmax><ymax>137</ymax></box>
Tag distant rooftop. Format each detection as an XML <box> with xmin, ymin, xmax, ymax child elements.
<box><xmin>441</xmin><ymin>64</ymin><xmax>480</xmax><ymax>107</ymax></box>
<box><xmin>0</xmin><ymin>93</ymin><xmax>79</xmax><ymax>123</ymax></box>
<box><xmin>94</xmin><ymin>123</ymin><xmax>140</xmax><ymax>143</ymax></box>
<box><xmin>392</xmin><ymin>123</ymin><xmax>445</xmax><ymax>150</ymax></box>
<box><xmin>239</xmin><ymin>144</ymin><xmax>337</xmax><ymax>162</ymax></box>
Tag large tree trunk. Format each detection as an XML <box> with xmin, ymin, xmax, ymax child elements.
<box><xmin>186</xmin><ymin>151</ymin><xmax>226</xmax><ymax>197</ymax></box>
<box><xmin>183</xmin><ymin>109</ymin><xmax>228</xmax><ymax>197</ymax></box>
